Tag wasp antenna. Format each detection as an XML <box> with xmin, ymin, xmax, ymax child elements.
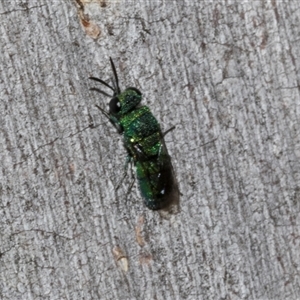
<box><xmin>89</xmin><ymin>76</ymin><xmax>115</xmax><ymax>92</ymax></box>
<box><xmin>90</xmin><ymin>87</ymin><xmax>113</xmax><ymax>98</ymax></box>
<box><xmin>109</xmin><ymin>57</ymin><xmax>120</xmax><ymax>94</ymax></box>
<box><xmin>111</xmin><ymin>76</ymin><xmax>118</xmax><ymax>94</ymax></box>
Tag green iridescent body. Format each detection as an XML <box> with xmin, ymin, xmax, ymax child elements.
<box><xmin>90</xmin><ymin>58</ymin><xmax>177</xmax><ymax>210</ymax></box>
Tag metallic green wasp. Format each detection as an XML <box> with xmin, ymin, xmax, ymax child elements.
<box><xmin>89</xmin><ymin>58</ymin><xmax>178</xmax><ymax>210</ymax></box>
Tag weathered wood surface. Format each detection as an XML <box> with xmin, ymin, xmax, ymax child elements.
<box><xmin>0</xmin><ymin>1</ymin><xmax>299</xmax><ymax>299</ymax></box>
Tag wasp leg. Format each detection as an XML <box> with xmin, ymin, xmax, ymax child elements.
<box><xmin>95</xmin><ymin>104</ymin><xmax>110</xmax><ymax>120</ymax></box>
<box><xmin>95</xmin><ymin>105</ymin><xmax>123</xmax><ymax>133</ymax></box>
<box><xmin>125</xmin><ymin>176</ymin><xmax>136</xmax><ymax>203</ymax></box>
<box><xmin>116</xmin><ymin>155</ymin><xmax>132</xmax><ymax>191</ymax></box>
<box><xmin>124</xmin><ymin>156</ymin><xmax>136</xmax><ymax>203</ymax></box>
<box><xmin>162</xmin><ymin>125</ymin><xmax>176</xmax><ymax>137</ymax></box>
<box><xmin>115</xmin><ymin>155</ymin><xmax>136</xmax><ymax>205</ymax></box>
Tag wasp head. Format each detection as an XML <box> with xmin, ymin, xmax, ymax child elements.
<box><xmin>109</xmin><ymin>87</ymin><xmax>142</xmax><ymax>116</ymax></box>
<box><xmin>89</xmin><ymin>58</ymin><xmax>142</xmax><ymax>117</ymax></box>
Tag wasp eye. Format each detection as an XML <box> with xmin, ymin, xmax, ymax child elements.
<box><xmin>109</xmin><ymin>97</ymin><xmax>121</xmax><ymax>114</ymax></box>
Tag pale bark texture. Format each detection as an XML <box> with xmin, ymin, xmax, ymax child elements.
<box><xmin>0</xmin><ymin>0</ymin><xmax>300</xmax><ymax>299</ymax></box>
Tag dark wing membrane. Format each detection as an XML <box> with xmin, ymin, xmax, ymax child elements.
<box><xmin>133</xmin><ymin>132</ymin><xmax>178</xmax><ymax>210</ymax></box>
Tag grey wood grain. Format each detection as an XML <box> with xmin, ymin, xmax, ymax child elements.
<box><xmin>0</xmin><ymin>1</ymin><xmax>300</xmax><ymax>299</ymax></box>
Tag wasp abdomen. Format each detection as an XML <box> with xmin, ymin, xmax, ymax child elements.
<box><xmin>136</xmin><ymin>156</ymin><xmax>175</xmax><ymax>210</ymax></box>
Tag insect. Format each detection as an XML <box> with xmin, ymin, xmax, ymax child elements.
<box><xmin>89</xmin><ymin>58</ymin><xmax>178</xmax><ymax>210</ymax></box>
